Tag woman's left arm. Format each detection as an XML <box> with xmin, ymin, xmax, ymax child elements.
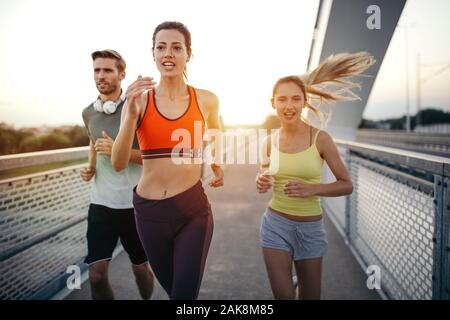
<box><xmin>284</xmin><ymin>131</ymin><xmax>353</xmax><ymax>197</ymax></box>
<box><xmin>313</xmin><ymin>131</ymin><xmax>353</xmax><ymax>197</ymax></box>
<box><xmin>202</xmin><ymin>90</ymin><xmax>224</xmax><ymax>188</ymax></box>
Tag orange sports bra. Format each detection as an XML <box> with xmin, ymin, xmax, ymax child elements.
<box><xmin>136</xmin><ymin>85</ymin><xmax>205</xmax><ymax>160</ymax></box>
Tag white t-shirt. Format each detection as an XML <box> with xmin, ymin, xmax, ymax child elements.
<box><xmin>82</xmin><ymin>98</ymin><xmax>142</xmax><ymax>209</ymax></box>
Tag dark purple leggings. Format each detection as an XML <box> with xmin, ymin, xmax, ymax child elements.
<box><xmin>133</xmin><ymin>181</ymin><xmax>213</xmax><ymax>300</ymax></box>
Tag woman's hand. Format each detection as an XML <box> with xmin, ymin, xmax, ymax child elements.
<box><xmin>209</xmin><ymin>164</ymin><xmax>224</xmax><ymax>188</ymax></box>
<box><xmin>256</xmin><ymin>170</ymin><xmax>272</xmax><ymax>193</ymax></box>
<box><xmin>283</xmin><ymin>180</ymin><xmax>318</xmax><ymax>198</ymax></box>
<box><xmin>125</xmin><ymin>75</ymin><xmax>156</xmax><ymax>120</ymax></box>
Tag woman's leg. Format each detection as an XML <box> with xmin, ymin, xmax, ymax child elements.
<box><xmin>262</xmin><ymin>247</ymin><xmax>295</xmax><ymax>300</ymax></box>
<box><xmin>294</xmin><ymin>257</ymin><xmax>323</xmax><ymax>299</ymax></box>
<box><xmin>171</xmin><ymin>210</ymin><xmax>214</xmax><ymax>300</ymax></box>
<box><xmin>134</xmin><ymin>217</ymin><xmax>175</xmax><ymax>298</ymax></box>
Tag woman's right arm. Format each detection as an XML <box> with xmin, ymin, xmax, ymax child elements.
<box><xmin>112</xmin><ymin>76</ymin><xmax>155</xmax><ymax>171</ymax></box>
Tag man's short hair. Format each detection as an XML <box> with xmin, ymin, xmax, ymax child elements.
<box><xmin>91</xmin><ymin>49</ymin><xmax>126</xmax><ymax>73</ymax></box>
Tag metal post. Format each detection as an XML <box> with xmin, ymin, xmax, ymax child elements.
<box><xmin>345</xmin><ymin>146</ymin><xmax>352</xmax><ymax>245</ymax></box>
<box><xmin>404</xmin><ymin>27</ymin><xmax>411</xmax><ymax>132</ymax></box>
<box><xmin>432</xmin><ymin>175</ymin><xmax>444</xmax><ymax>299</ymax></box>
<box><xmin>442</xmin><ymin>177</ymin><xmax>450</xmax><ymax>300</ymax></box>
<box><xmin>416</xmin><ymin>52</ymin><xmax>421</xmax><ymax>127</ymax></box>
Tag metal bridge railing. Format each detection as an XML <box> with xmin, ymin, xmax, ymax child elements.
<box><xmin>0</xmin><ymin>146</ymin><xmax>89</xmax><ymax>172</ymax></box>
<box><xmin>322</xmin><ymin>140</ymin><xmax>450</xmax><ymax>300</ymax></box>
<box><xmin>1</xmin><ymin>139</ymin><xmax>449</xmax><ymax>300</ymax></box>
<box><xmin>356</xmin><ymin>129</ymin><xmax>450</xmax><ymax>157</ymax></box>
<box><xmin>0</xmin><ymin>148</ymin><xmax>90</xmax><ymax>299</ymax></box>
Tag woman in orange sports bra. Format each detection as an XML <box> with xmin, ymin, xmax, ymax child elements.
<box><xmin>111</xmin><ymin>21</ymin><xmax>223</xmax><ymax>300</ymax></box>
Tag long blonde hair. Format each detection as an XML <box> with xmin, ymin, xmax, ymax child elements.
<box><xmin>272</xmin><ymin>51</ymin><xmax>376</xmax><ymax>126</ymax></box>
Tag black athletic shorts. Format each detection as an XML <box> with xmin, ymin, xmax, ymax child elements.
<box><xmin>84</xmin><ymin>203</ymin><xmax>148</xmax><ymax>266</ymax></box>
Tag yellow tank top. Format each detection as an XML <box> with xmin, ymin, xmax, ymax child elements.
<box><xmin>268</xmin><ymin>129</ymin><xmax>324</xmax><ymax>216</ymax></box>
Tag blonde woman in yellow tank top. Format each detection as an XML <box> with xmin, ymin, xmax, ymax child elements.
<box><xmin>256</xmin><ymin>52</ymin><xmax>375</xmax><ymax>300</ymax></box>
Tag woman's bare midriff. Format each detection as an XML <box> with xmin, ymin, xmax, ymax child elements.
<box><xmin>136</xmin><ymin>158</ymin><xmax>202</xmax><ymax>200</ymax></box>
<box><xmin>269</xmin><ymin>206</ymin><xmax>323</xmax><ymax>222</ymax></box>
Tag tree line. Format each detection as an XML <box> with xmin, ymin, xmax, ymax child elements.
<box><xmin>359</xmin><ymin>108</ymin><xmax>450</xmax><ymax>130</ymax></box>
<box><xmin>0</xmin><ymin>123</ymin><xmax>89</xmax><ymax>156</ymax></box>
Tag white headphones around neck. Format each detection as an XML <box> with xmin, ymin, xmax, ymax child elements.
<box><xmin>93</xmin><ymin>93</ymin><xmax>125</xmax><ymax>114</ymax></box>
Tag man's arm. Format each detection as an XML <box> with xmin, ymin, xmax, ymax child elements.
<box><xmin>80</xmin><ymin>138</ymin><xmax>96</xmax><ymax>182</ymax></box>
<box><xmin>88</xmin><ymin>138</ymin><xmax>97</xmax><ymax>168</ymax></box>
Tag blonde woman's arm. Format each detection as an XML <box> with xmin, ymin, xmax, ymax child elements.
<box><xmin>284</xmin><ymin>131</ymin><xmax>353</xmax><ymax>197</ymax></box>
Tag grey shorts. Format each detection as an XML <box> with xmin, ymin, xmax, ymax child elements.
<box><xmin>260</xmin><ymin>207</ymin><xmax>328</xmax><ymax>261</ymax></box>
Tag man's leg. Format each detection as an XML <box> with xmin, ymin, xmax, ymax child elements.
<box><xmin>85</xmin><ymin>204</ymin><xmax>119</xmax><ymax>300</ymax></box>
<box><xmin>131</xmin><ymin>262</ymin><xmax>154</xmax><ymax>300</ymax></box>
<box><xmin>89</xmin><ymin>260</ymin><xmax>114</xmax><ymax>300</ymax></box>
